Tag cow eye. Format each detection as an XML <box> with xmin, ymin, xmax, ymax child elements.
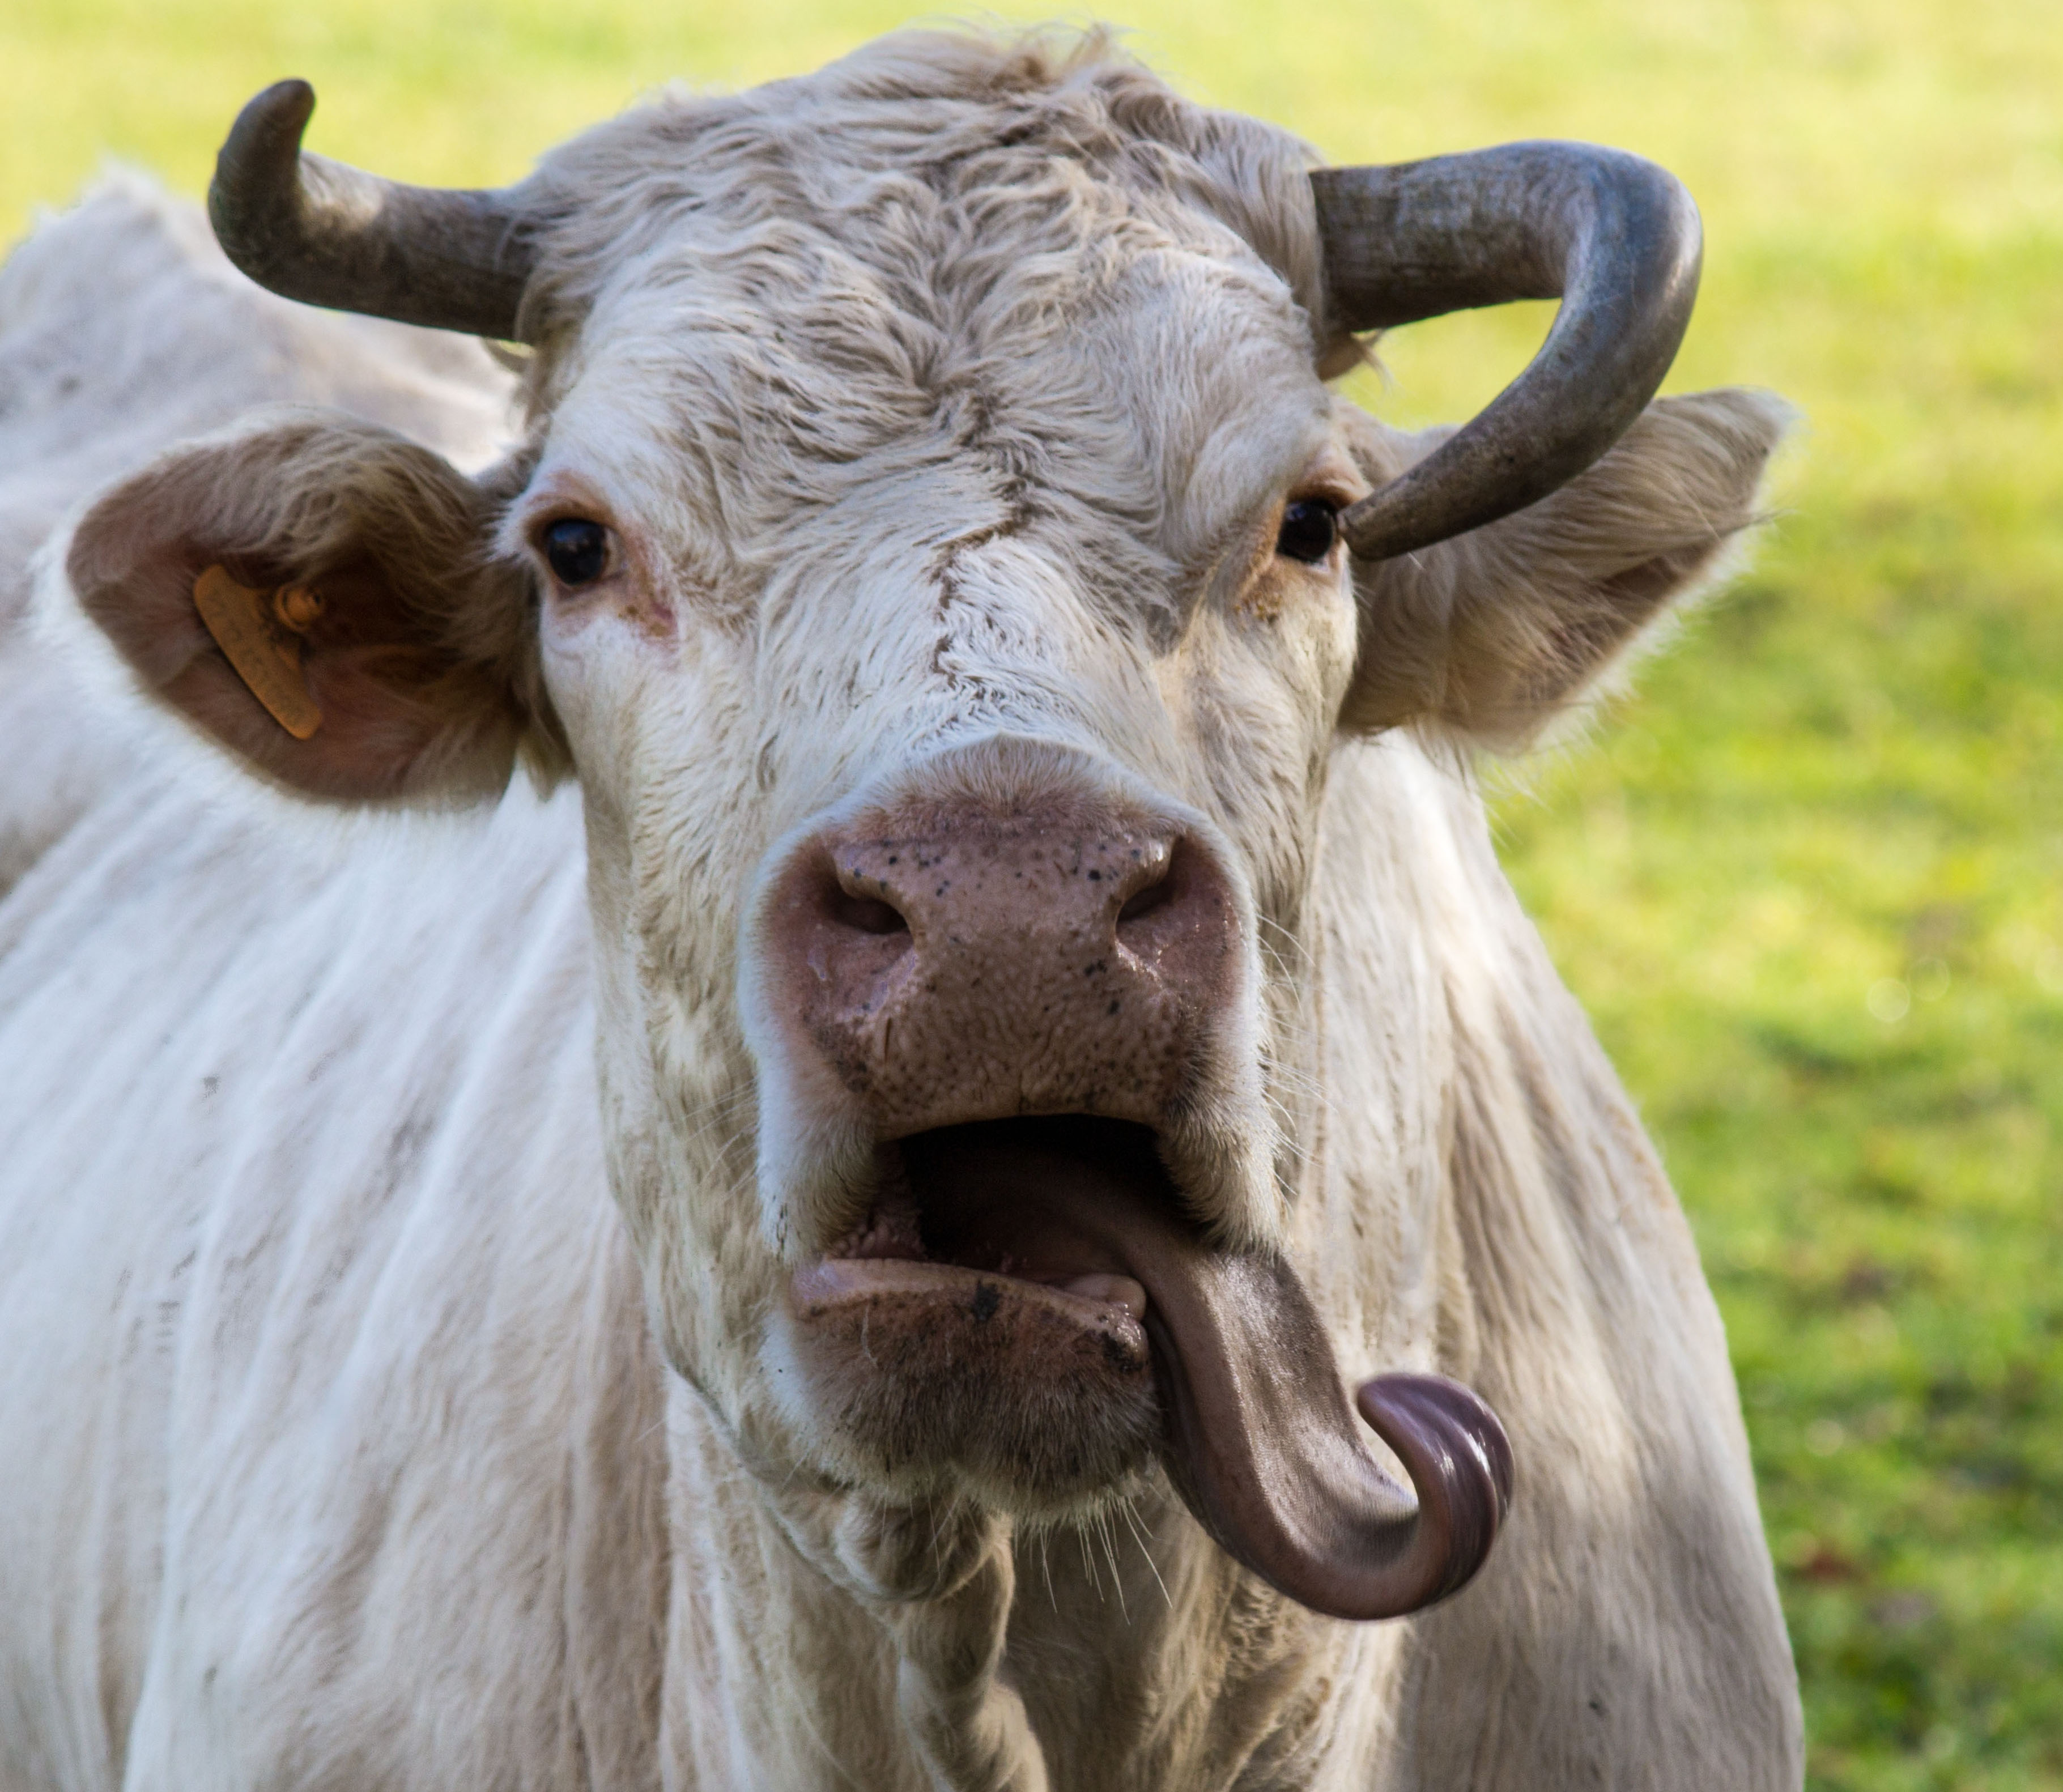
<box><xmin>1275</xmin><ymin>500</ymin><xmax>1339</xmax><ymax>565</ymax></box>
<box><xmin>542</xmin><ymin>518</ymin><xmax>611</xmax><ymax>586</ymax></box>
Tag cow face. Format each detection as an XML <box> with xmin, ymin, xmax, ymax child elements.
<box><xmin>65</xmin><ymin>31</ymin><xmax>1783</xmax><ymax>1606</ymax></box>
<box><xmin>508</xmin><ymin>151</ymin><xmax>1363</xmax><ymax>1523</ymax></box>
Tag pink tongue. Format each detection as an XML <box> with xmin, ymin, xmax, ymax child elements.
<box><xmin>905</xmin><ymin>1125</ymin><xmax>1513</xmax><ymax>1621</ymax></box>
<box><xmin>1053</xmin><ymin>1272</ymin><xmax>1148</xmax><ymax>1318</ymax></box>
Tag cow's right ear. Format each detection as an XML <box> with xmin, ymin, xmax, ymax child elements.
<box><xmin>64</xmin><ymin>411</ymin><xmax>552</xmax><ymax>804</ymax></box>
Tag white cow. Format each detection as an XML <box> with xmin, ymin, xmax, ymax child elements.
<box><xmin>0</xmin><ymin>28</ymin><xmax>1802</xmax><ymax>1791</ymax></box>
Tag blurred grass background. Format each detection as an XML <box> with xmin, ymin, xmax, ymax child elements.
<box><xmin>5</xmin><ymin>0</ymin><xmax>2058</xmax><ymax>1784</ymax></box>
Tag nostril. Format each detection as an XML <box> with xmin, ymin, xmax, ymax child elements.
<box><xmin>1113</xmin><ymin>840</ymin><xmax>1231</xmax><ymax>965</ymax></box>
<box><xmin>1116</xmin><ymin>878</ymin><xmax>1173</xmax><ymax>927</ymax></box>
<box><xmin>830</xmin><ymin>892</ymin><xmax>910</xmax><ymax>937</ymax></box>
<box><xmin>1115</xmin><ymin>841</ymin><xmax>1187</xmax><ymax>940</ymax></box>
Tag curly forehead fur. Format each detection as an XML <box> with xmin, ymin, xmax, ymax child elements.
<box><xmin>522</xmin><ymin>28</ymin><xmax>1328</xmax><ymax>355</ymax></box>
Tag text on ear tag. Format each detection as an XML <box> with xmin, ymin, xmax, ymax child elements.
<box><xmin>192</xmin><ymin>565</ymin><xmax>323</xmax><ymax>740</ymax></box>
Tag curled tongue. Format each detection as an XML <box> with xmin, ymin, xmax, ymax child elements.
<box><xmin>910</xmin><ymin>1122</ymin><xmax>1515</xmax><ymax>1621</ymax></box>
<box><xmin>1135</xmin><ymin>1244</ymin><xmax>1515</xmax><ymax>1620</ymax></box>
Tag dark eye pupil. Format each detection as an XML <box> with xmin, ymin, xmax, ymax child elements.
<box><xmin>1276</xmin><ymin>500</ymin><xmax>1338</xmax><ymax>564</ymax></box>
<box><xmin>543</xmin><ymin>518</ymin><xmax>610</xmax><ymax>586</ymax></box>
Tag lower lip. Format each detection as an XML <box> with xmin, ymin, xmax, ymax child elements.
<box><xmin>794</xmin><ymin>1257</ymin><xmax>1148</xmax><ymax>1327</ymax></box>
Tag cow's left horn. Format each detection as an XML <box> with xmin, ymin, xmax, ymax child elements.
<box><xmin>210</xmin><ymin>80</ymin><xmax>541</xmax><ymax>342</ymax></box>
<box><xmin>1311</xmin><ymin>143</ymin><xmax>1702</xmax><ymax>561</ymax></box>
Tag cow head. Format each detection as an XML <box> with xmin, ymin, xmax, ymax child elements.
<box><xmin>63</xmin><ymin>31</ymin><xmax>1783</xmax><ymax>1621</ymax></box>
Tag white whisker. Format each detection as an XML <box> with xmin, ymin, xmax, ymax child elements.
<box><xmin>1118</xmin><ymin>1496</ymin><xmax>1172</xmax><ymax>1612</ymax></box>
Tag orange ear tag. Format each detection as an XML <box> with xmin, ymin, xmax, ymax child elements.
<box><xmin>192</xmin><ymin>565</ymin><xmax>324</xmax><ymax>740</ymax></box>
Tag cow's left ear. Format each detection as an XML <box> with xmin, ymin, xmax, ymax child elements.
<box><xmin>1339</xmin><ymin>388</ymin><xmax>1791</xmax><ymax>745</ymax></box>
<box><xmin>65</xmin><ymin>410</ymin><xmax>553</xmax><ymax>804</ymax></box>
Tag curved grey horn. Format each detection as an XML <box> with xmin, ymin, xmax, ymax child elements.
<box><xmin>210</xmin><ymin>80</ymin><xmax>539</xmax><ymax>342</ymax></box>
<box><xmin>1311</xmin><ymin>142</ymin><xmax>1702</xmax><ymax>561</ymax></box>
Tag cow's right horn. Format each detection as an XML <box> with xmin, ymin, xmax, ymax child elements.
<box><xmin>1311</xmin><ymin>143</ymin><xmax>1702</xmax><ymax>562</ymax></box>
<box><xmin>210</xmin><ymin>80</ymin><xmax>541</xmax><ymax>342</ymax></box>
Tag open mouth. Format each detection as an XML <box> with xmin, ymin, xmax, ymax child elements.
<box><xmin>813</xmin><ymin>1116</ymin><xmax>1166</xmax><ymax>1324</ymax></box>
<box><xmin>786</xmin><ymin>1117</ymin><xmax>1168</xmax><ymax>1513</ymax></box>
<box><xmin>785</xmin><ymin>1113</ymin><xmax>1517</xmax><ymax>1622</ymax></box>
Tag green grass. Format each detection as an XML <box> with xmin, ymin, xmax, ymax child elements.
<box><xmin>5</xmin><ymin>1</ymin><xmax>2059</xmax><ymax>1783</ymax></box>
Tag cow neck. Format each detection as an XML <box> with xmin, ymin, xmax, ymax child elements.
<box><xmin>998</xmin><ymin>1491</ymin><xmax>1397</xmax><ymax>1790</ymax></box>
<box><xmin>664</xmin><ymin>1472</ymin><xmax>1398</xmax><ymax>1792</ymax></box>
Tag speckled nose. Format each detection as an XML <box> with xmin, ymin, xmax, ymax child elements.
<box><xmin>759</xmin><ymin>798</ymin><xmax>1243</xmax><ymax>1137</ymax></box>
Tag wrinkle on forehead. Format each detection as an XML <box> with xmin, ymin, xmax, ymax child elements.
<box><xmin>571</xmin><ymin>225</ymin><xmax>1315</xmax><ymax>473</ymax></box>
<box><xmin>535</xmin><ymin>224</ymin><xmax>1334</xmax><ymax>658</ymax></box>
